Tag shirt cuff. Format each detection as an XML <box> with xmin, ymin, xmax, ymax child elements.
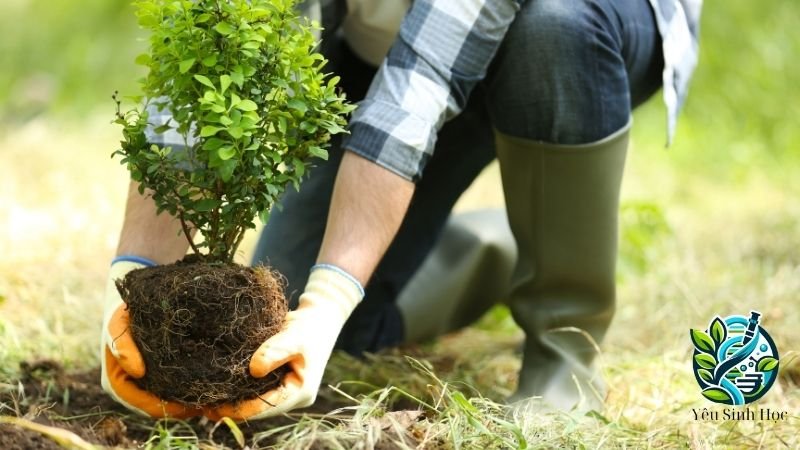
<box><xmin>342</xmin><ymin>99</ymin><xmax>436</xmax><ymax>183</ymax></box>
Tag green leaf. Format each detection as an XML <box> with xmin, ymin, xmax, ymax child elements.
<box><xmin>690</xmin><ymin>329</ymin><xmax>715</xmax><ymax>354</ymax></box>
<box><xmin>694</xmin><ymin>353</ymin><xmax>716</xmax><ymax>370</ymax></box>
<box><xmin>230</xmin><ymin>71</ymin><xmax>244</xmax><ymax>88</ymax></box>
<box><xmin>219</xmin><ymin>160</ymin><xmax>236</xmax><ymax>182</ymax></box>
<box><xmin>203</xmin><ymin>138</ymin><xmax>226</xmax><ymax>151</ymax></box>
<box><xmin>258</xmin><ymin>209</ymin><xmax>270</xmax><ymax>225</ymax></box>
<box><xmin>135</xmin><ymin>53</ymin><xmax>152</xmax><ymax>66</ymax></box>
<box><xmin>228</xmin><ymin>127</ymin><xmax>244</xmax><ymax>139</ymax></box>
<box><xmin>277</xmin><ymin>116</ymin><xmax>287</xmax><ymax>133</ymax></box>
<box><xmin>309</xmin><ymin>146</ymin><xmax>328</xmax><ymax>160</ymax></box>
<box><xmin>200</xmin><ymin>126</ymin><xmax>223</xmax><ymax>137</ymax></box>
<box><xmin>153</xmin><ymin>123</ymin><xmax>172</xmax><ymax>134</ymax></box>
<box><xmin>239</xmin><ymin>114</ymin><xmax>257</xmax><ymax>129</ymax></box>
<box><xmin>710</xmin><ymin>317</ymin><xmax>727</xmax><ymax>344</ymax></box>
<box><xmin>220</xmin><ymin>75</ymin><xmax>232</xmax><ymax>94</ymax></box>
<box><xmin>698</xmin><ymin>368</ymin><xmax>713</xmax><ymax>383</ymax></box>
<box><xmin>757</xmin><ymin>357</ymin><xmax>779</xmax><ymax>372</ymax></box>
<box><xmin>326</xmin><ymin>75</ymin><xmax>341</xmax><ymax>89</ymax></box>
<box><xmin>702</xmin><ymin>387</ymin><xmax>733</xmax><ymax>404</ymax></box>
<box><xmin>230</xmin><ymin>93</ymin><xmax>241</xmax><ymax>108</ymax></box>
<box><xmin>237</xmin><ymin>99</ymin><xmax>258</xmax><ymax>111</ymax></box>
<box><xmin>287</xmin><ymin>98</ymin><xmax>308</xmax><ymax>115</ymax></box>
<box><xmin>194</xmin><ymin>199</ymin><xmax>221</xmax><ymax>212</ymax></box>
<box><xmin>214</xmin><ymin>21</ymin><xmax>236</xmax><ymax>36</ymax></box>
<box><xmin>300</xmin><ymin>121</ymin><xmax>317</xmax><ymax>133</ymax></box>
<box><xmin>320</xmin><ymin>120</ymin><xmax>347</xmax><ymax>134</ymax></box>
<box><xmin>272</xmin><ymin>78</ymin><xmax>289</xmax><ymax>89</ymax></box>
<box><xmin>179</xmin><ymin>58</ymin><xmax>196</xmax><ymax>74</ymax></box>
<box><xmin>293</xmin><ymin>158</ymin><xmax>305</xmax><ymax>177</ymax></box>
<box><xmin>218</xmin><ymin>146</ymin><xmax>236</xmax><ymax>161</ymax></box>
<box><xmin>194</xmin><ymin>74</ymin><xmax>215</xmax><ymax>89</ymax></box>
<box><xmin>202</xmin><ymin>54</ymin><xmax>218</xmax><ymax>67</ymax></box>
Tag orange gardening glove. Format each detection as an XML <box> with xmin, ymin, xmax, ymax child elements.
<box><xmin>100</xmin><ymin>257</ymin><xmax>203</xmax><ymax>419</ymax></box>
<box><xmin>204</xmin><ymin>265</ymin><xmax>364</xmax><ymax>422</ymax></box>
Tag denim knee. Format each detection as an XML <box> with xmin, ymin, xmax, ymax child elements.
<box><xmin>485</xmin><ymin>0</ymin><xmax>631</xmax><ymax>144</ymax></box>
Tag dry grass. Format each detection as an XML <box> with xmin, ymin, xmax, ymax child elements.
<box><xmin>1</xmin><ymin>116</ymin><xmax>799</xmax><ymax>449</ymax></box>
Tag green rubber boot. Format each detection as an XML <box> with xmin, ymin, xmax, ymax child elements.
<box><xmin>397</xmin><ymin>209</ymin><xmax>517</xmax><ymax>344</ymax></box>
<box><xmin>496</xmin><ymin>123</ymin><xmax>630</xmax><ymax>411</ymax></box>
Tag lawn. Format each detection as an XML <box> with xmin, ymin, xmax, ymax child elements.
<box><xmin>1</xmin><ymin>0</ymin><xmax>799</xmax><ymax>448</ymax></box>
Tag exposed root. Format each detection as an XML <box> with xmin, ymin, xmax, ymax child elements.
<box><xmin>116</xmin><ymin>260</ymin><xmax>288</xmax><ymax>407</ymax></box>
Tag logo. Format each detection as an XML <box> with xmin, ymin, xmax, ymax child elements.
<box><xmin>690</xmin><ymin>311</ymin><xmax>779</xmax><ymax>405</ymax></box>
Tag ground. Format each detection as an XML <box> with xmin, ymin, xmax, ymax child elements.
<box><xmin>1</xmin><ymin>114</ymin><xmax>799</xmax><ymax>449</ymax></box>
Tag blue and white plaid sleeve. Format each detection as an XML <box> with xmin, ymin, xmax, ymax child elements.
<box><xmin>342</xmin><ymin>0</ymin><xmax>525</xmax><ymax>182</ymax></box>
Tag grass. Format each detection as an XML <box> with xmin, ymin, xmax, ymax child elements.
<box><xmin>1</xmin><ymin>114</ymin><xmax>798</xmax><ymax>448</ymax></box>
<box><xmin>2</xmin><ymin>0</ymin><xmax>800</xmax><ymax>448</ymax></box>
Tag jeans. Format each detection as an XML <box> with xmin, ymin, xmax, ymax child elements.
<box><xmin>253</xmin><ymin>0</ymin><xmax>663</xmax><ymax>354</ymax></box>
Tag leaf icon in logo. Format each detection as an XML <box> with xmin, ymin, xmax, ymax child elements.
<box><xmin>710</xmin><ymin>316</ymin><xmax>727</xmax><ymax>344</ymax></box>
<box><xmin>697</xmin><ymin>368</ymin><xmax>713</xmax><ymax>383</ymax></box>
<box><xmin>691</xmin><ymin>329</ymin><xmax>715</xmax><ymax>354</ymax></box>
<box><xmin>694</xmin><ymin>353</ymin><xmax>716</xmax><ymax>370</ymax></box>
<box><xmin>725</xmin><ymin>367</ymin><xmax>742</xmax><ymax>380</ymax></box>
<box><xmin>757</xmin><ymin>357</ymin><xmax>779</xmax><ymax>372</ymax></box>
<box><xmin>702</xmin><ymin>387</ymin><xmax>733</xmax><ymax>404</ymax></box>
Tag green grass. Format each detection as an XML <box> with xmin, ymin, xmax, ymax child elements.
<box><xmin>1</xmin><ymin>0</ymin><xmax>800</xmax><ymax>448</ymax></box>
<box><xmin>0</xmin><ymin>0</ymin><xmax>144</xmax><ymax>121</ymax></box>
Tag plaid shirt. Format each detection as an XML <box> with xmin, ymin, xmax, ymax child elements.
<box><xmin>147</xmin><ymin>0</ymin><xmax>702</xmax><ymax>182</ymax></box>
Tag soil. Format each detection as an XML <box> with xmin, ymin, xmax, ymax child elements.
<box><xmin>0</xmin><ymin>359</ymin><xmax>326</xmax><ymax>449</ymax></box>
<box><xmin>116</xmin><ymin>259</ymin><xmax>289</xmax><ymax>407</ymax></box>
<box><xmin>0</xmin><ymin>425</ymin><xmax>63</xmax><ymax>450</ymax></box>
<box><xmin>0</xmin><ymin>359</ymin><xmax>425</xmax><ymax>449</ymax></box>
<box><xmin>0</xmin><ymin>360</ymin><xmax>144</xmax><ymax>448</ymax></box>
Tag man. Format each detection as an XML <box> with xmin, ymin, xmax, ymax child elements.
<box><xmin>101</xmin><ymin>0</ymin><xmax>701</xmax><ymax>419</ymax></box>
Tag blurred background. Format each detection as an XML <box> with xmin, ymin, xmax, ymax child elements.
<box><xmin>0</xmin><ymin>0</ymin><xmax>799</xmax><ymax>444</ymax></box>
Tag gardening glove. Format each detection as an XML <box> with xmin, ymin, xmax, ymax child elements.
<box><xmin>205</xmin><ymin>264</ymin><xmax>364</xmax><ymax>422</ymax></box>
<box><xmin>100</xmin><ymin>256</ymin><xmax>202</xmax><ymax>419</ymax></box>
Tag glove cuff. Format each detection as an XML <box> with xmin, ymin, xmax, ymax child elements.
<box><xmin>111</xmin><ymin>255</ymin><xmax>157</xmax><ymax>267</ymax></box>
<box><xmin>109</xmin><ymin>255</ymin><xmax>156</xmax><ymax>281</ymax></box>
<box><xmin>310</xmin><ymin>264</ymin><xmax>365</xmax><ymax>297</ymax></box>
<box><xmin>303</xmin><ymin>264</ymin><xmax>364</xmax><ymax>319</ymax></box>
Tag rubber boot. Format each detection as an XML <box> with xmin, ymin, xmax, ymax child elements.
<box><xmin>496</xmin><ymin>123</ymin><xmax>630</xmax><ymax>412</ymax></box>
<box><xmin>397</xmin><ymin>209</ymin><xmax>517</xmax><ymax>344</ymax></box>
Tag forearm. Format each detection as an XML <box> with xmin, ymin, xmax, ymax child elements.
<box><xmin>316</xmin><ymin>151</ymin><xmax>415</xmax><ymax>286</ymax></box>
<box><xmin>115</xmin><ymin>181</ymin><xmax>193</xmax><ymax>265</ymax></box>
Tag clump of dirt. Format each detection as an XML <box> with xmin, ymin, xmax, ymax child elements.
<box><xmin>116</xmin><ymin>259</ymin><xmax>289</xmax><ymax>407</ymax></box>
<box><xmin>0</xmin><ymin>425</ymin><xmax>63</xmax><ymax>450</ymax></box>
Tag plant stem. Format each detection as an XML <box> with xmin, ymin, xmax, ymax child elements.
<box><xmin>178</xmin><ymin>212</ymin><xmax>201</xmax><ymax>256</ymax></box>
<box><xmin>229</xmin><ymin>228</ymin><xmax>247</xmax><ymax>263</ymax></box>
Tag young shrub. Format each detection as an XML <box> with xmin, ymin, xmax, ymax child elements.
<box><xmin>110</xmin><ymin>0</ymin><xmax>354</xmax><ymax>406</ymax></box>
<box><xmin>114</xmin><ymin>0</ymin><xmax>353</xmax><ymax>262</ymax></box>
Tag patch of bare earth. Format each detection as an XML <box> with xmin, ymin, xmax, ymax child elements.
<box><xmin>0</xmin><ymin>359</ymin><xmax>426</xmax><ymax>449</ymax></box>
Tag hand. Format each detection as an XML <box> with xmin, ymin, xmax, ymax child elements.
<box><xmin>204</xmin><ymin>265</ymin><xmax>364</xmax><ymax>421</ymax></box>
<box><xmin>100</xmin><ymin>258</ymin><xmax>202</xmax><ymax>419</ymax></box>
